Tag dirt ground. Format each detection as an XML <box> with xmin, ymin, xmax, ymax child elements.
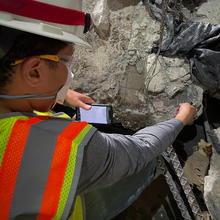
<box><xmin>113</xmin><ymin>174</ymin><xmax>183</xmax><ymax>220</ymax></box>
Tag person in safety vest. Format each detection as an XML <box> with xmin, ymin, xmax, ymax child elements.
<box><xmin>0</xmin><ymin>0</ymin><xmax>197</xmax><ymax>219</ymax></box>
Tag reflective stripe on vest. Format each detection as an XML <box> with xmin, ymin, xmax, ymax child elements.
<box><xmin>0</xmin><ymin>115</ymin><xmax>96</xmax><ymax>219</ymax></box>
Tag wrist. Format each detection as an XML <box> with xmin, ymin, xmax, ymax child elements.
<box><xmin>175</xmin><ymin>115</ymin><xmax>187</xmax><ymax>126</ymax></box>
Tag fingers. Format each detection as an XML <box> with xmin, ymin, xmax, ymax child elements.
<box><xmin>174</xmin><ymin>106</ymin><xmax>180</xmax><ymax>117</ymax></box>
<box><xmin>79</xmin><ymin>102</ymin><xmax>92</xmax><ymax>110</ymax></box>
<box><xmin>78</xmin><ymin>95</ymin><xmax>95</xmax><ymax>110</ymax></box>
<box><xmin>174</xmin><ymin>102</ymin><xmax>197</xmax><ymax>126</ymax></box>
<box><xmin>83</xmin><ymin>96</ymin><xmax>95</xmax><ymax>105</ymax></box>
<box><xmin>177</xmin><ymin>102</ymin><xmax>194</xmax><ymax>111</ymax></box>
<box><xmin>65</xmin><ymin>90</ymin><xmax>96</xmax><ymax>108</ymax></box>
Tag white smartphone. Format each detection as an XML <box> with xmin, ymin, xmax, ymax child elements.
<box><xmin>76</xmin><ymin>104</ymin><xmax>113</xmax><ymax>124</ymax></box>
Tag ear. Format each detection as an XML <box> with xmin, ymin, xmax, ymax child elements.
<box><xmin>20</xmin><ymin>57</ymin><xmax>46</xmax><ymax>87</ymax></box>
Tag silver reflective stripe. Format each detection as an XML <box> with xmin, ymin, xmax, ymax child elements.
<box><xmin>61</xmin><ymin>127</ymin><xmax>97</xmax><ymax>220</ymax></box>
<box><xmin>0</xmin><ymin>112</ymin><xmax>36</xmax><ymax>119</ymax></box>
<box><xmin>9</xmin><ymin>118</ymin><xmax>73</xmax><ymax>219</ymax></box>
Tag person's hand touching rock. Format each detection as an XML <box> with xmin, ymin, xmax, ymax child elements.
<box><xmin>175</xmin><ymin>103</ymin><xmax>197</xmax><ymax>126</ymax></box>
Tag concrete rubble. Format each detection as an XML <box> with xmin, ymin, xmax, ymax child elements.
<box><xmin>183</xmin><ymin>139</ymin><xmax>212</xmax><ymax>192</ymax></box>
<box><xmin>205</xmin><ymin>128</ymin><xmax>220</xmax><ymax>220</ymax></box>
<box><xmin>73</xmin><ymin>0</ymin><xmax>205</xmax><ymax>130</ymax></box>
<box><xmin>72</xmin><ymin>0</ymin><xmax>220</xmax><ymax>218</ymax></box>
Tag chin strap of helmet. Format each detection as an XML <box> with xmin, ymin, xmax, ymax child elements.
<box><xmin>0</xmin><ymin>0</ymin><xmax>92</xmax><ymax>33</ymax></box>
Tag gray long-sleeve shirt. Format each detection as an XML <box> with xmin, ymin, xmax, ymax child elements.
<box><xmin>0</xmin><ymin>112</ymin><xmax>183</xmax><ymax>219</ymax></box>
<box><xmin>0</xmin><ymin>112</ymin><xmax>183</xmax><ymax>194</ymax></box>
<box><xmin>78</xmin><ymin>118</ymin><xmax>184</xmax><ymax>194</ymax></box>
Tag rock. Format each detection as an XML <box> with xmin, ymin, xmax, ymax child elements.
<box><xmin>145</xmin><ymin>54</ymin><xmax>166</xmax><ymax>94</ymax></box>
<box><xmin>73</xmin><ymin>0</ymin><xmax>205</xmax><ymax>130</ymax></box>
<box><xmin>183</xmin><ymin>139</ymin><xmax>212</xmax><ymax>192</ymax></box>
<box><xmin>92</xmin><ymin>0</ymin><xmax>110</xmax><ymax>39</ymax></box>
<box><xmin>204</xmin><ymin>128</ymin><xmax>220</xmax><ymax>220</ymax></box>
<box><xmin>194</xmin><ymin>0</ymin><xmax>220</xmax><ymax>24</ymax></box>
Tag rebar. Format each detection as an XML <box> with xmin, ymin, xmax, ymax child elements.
<box><xmin>158</xmin><ymin>156</ymin><xmax>192</xmax><ymax>219</ymax></box>
<box><xmin>162</xmin><ymin>145</ymin><xmax>206</xmax><ymax>219</ymax></box>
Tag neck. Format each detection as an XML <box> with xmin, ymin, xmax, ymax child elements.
<box><xmin>0</xmin><ymin>99</ymin><xmax>13</xmax><ymax>113</ymax></box>
<box><xmin>0</xmin><ymin>99</ymin><xmax>32</xmax><ymax>114</ymax></box>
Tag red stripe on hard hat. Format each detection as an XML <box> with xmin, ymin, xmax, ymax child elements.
<box><xmin>0</xmin><ymin>0</ymin><xmax>87</xmax><ymax>26</ymax></box>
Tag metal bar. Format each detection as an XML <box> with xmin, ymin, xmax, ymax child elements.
<box><xmin>163</xmin><ymin>146</ymin><xmax>204</xmax><ymax>219</ymax></box>
<box><xmin>158</xmin><ymin>156</ymin><xmax>192</xmax><ymax>219</ymax></box>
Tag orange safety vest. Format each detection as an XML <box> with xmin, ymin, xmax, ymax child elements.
<box><xmin>0</xmin><ymin>113</ymin><xmax>96</xmax><ymax>219</ymax></box>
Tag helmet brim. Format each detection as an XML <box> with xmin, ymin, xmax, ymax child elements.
<box><xmin>0</xmin><ymin>12</ymin><xmax>91</xmax><ymax>47</ymax></box>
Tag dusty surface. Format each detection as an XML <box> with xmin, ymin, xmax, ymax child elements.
<box><xmin>204</xmin><ymin>128</ymin><xmax>220</xmax><ymax>220</ymax></box>
<box><xmin>72</xmin><ymin>0</ymin><xmax>205</xmax><ymax>130</ymax></box>
<box><xmin>183</xmin><ymin>139</ymin><xmax>212</xmax><ymax>192</ymax></box>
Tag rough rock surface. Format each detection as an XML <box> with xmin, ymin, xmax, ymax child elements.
<box><xmin>193</xmin><ymin>0</ymin><xmax>220</xmax><ymax>24</ymax></box>
<box><xmin>72</xmin><ymin>0</ymin><xmax>204</xmax><ymax>130</ymax></box>
<box><xmin>183</xmin><ymin>139</ymin><xmax>211</xmax><ymax>192</ymax></box>
<box><xmin>92</xmin><ymin>0</ymin><xmax>110</xmax><ymax>39</ymax></box>
<box><xmin>204</xmin><ymin>128</ymin><xmax>220</xmax><ymax>220</ymax></box>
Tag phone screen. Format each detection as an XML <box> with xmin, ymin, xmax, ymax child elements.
<box><xmin>77</xmin><ymin>105</ymin><xmax>112</xmax><ymax>124</ymax></box>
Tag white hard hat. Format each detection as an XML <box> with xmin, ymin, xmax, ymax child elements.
<box><xmin>0</xmin><ymin>0</ymin><xmax>92</xmax><ymax>47</ymax></box>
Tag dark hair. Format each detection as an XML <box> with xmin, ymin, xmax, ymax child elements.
<box><xmin>0</xmin><ymin>25</ymin><xmax>68</xmax><ymax>91</ymax></box>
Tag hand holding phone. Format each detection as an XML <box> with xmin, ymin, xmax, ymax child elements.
<box><xmin>76</xmin><ymin>104</ymin><xmax>113</xmax><ymax>124</ymax></box>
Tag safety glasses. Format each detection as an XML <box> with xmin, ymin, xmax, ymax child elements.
<box><xmin>11</xmin><ymin>54</ymin><xmax>79</xmax><ymax>75</ymax></box>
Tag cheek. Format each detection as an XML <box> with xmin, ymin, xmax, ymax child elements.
<box><xmin>51</xmin><ymin>66</ymin><xmax>68</xmax><ymax>88</ymax></box>
<box><xmin>59</xmin><ymin>65</ymin><xmax>68</xmax><ymax>83</ymax></box>
<box><xmin>62</xmin><ymin>70</ymin><xmax>68</xmax><ymax>84</ymax></box>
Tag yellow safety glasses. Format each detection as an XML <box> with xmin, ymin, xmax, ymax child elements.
<box><xmin>11</xmin><ymin>55</ymin><xmax>59</xmax><ymax>66</ymax></box>
<box><xmin>11</xmin><ymin>54</ymin><xmax>79</xmax><ymax>75</ymax></box>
